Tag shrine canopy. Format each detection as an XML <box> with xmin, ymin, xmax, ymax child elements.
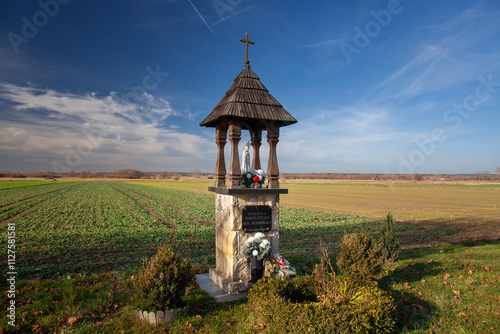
<box><xmin>200</xmin><ymin>33</ymin><xmax>297</xmax><ymax>189</ymax></box>
<box><xmin>198</xmin><ymin>67</ymin><xmax>297</xmax><ymax>130</ymax></box>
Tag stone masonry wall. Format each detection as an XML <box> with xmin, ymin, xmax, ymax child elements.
<box><xmin>214</xmin><ymin>192</ymin><xmax>280</xmax><ymax>283</ymax></box>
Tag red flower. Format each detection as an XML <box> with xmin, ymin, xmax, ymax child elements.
<box><xmin>253</xmin><ymin>175</ymin><xmax>261</xmax><ymax>183</ymax></box>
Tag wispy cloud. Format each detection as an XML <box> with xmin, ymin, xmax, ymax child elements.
<box><xmin>276</xmin><ymin>104</ymin><xmax>406</xmax><ymax>172</ymax></box>
<box><xmin>0</xmin><ymin>83</ymin><xmax>214</xmax><ymax>171</ymax></box>
<box><xmin>362</xmin><ymin>45</ymin><xmax>448</xmax><ymax>103</ymax></box>
<box><xmin>362</xmin><ymin>4</ymin><xmax>500</xmax><ymax>107</ymax></box>
<box><xmin>419</xmin><ymin>4</ymin><xmax>492</xmax><ymax>34</ymax></box>
<box><xmin>300</xmin><ymin>38</ymin><xmax>346</xmax><ymax>49</ymax></box>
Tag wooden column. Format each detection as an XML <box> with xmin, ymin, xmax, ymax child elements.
<box><xmin>228</xmin><ymin>119</ymin><xmax>243</xmax><ymax>188</ymax></box>
<box><xmin>214</xmin><ymin>121</ymin><xmax>228</xmax><ymax>187</ymax></box>
<box><xmin>266</xmin><ymin>122</ymin><xmax>280</xmax><ymax>188</ymax></box>
<box><xmin>250</xmin><ymin>128</ymin><xmax>262</xmax><ymax>170</ymax></box>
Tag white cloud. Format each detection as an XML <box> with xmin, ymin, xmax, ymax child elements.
<box><xmin>277</xmin><ymin>104</ymin><xmax>407</xmax><ymax>173</ymax></box>
<box><xmin>0</xmin><ymin>83</ymin><xmax>214</xmax><ymax>172</ymax></box>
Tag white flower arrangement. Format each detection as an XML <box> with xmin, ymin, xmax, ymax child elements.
<box><xmin>243</xmin><ymin>232</ymin><xmax>271</xmax><ymax>260</ymax></box>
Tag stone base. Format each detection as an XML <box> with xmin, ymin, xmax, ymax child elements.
<box><xmin>196</xmin><ymin>273</ymin><xmax>247</xmax><ymax>302</ymax></box>
<box><xmin>209</xmin><ymin>268</ymin><xmax>251</xmax><ymax>294</ymax></box>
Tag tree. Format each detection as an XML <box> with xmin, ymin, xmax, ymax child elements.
<box><xmin>110</xmin><ymin>169</ymin><xmax>144</xmax><ymax>179</ymax></box>
<box><xmin>192</xmin><ymin>168</ymin><xmax>201</xmax><ymax>178</ymax></box>
<box><xmin>475</xmin><ymin>171</ymin><xmax>492</xmax><ymax>181</ymax></box>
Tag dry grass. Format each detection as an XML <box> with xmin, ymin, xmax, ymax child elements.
<box><xmin>280</xmin><ymin>183</ymin><xmax>500</xmax><ymax>241</ymax></box>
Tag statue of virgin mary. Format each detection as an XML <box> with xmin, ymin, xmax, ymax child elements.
<box><xmin>241</xmin><ymin>141</ymin><xmax>251</xmax><ymax>172</ymax></box>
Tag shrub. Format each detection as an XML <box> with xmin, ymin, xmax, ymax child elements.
<box><xmin>441</xmin><ymin>242</ymin><xmax>454</xmax><ymax>252</ymax></box>
<box><xmin>248</xmin><ymin>268</ymin><xmax>395</xmax><ymax>333</ymax></box>
<box><xmin>336</xmin><ymin>232</ymin><xmax>384</xmax><ymax>285</ymax></box>
<box><xmin>132</xmin><ymin>246</ymin><xmax>195</xmax><ymax>310</ymax></box>
<box><xmin>380</xmin><ymin>213</ymin><xmax>400</xmax><ymax>263</ymax></box>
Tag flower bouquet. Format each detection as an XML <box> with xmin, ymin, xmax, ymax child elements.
<box><xmin>243</xmin><ymin>232</ymin><xmax>271</xmax><ymax>260</ymax></box>
<box><xmin>243</xmin><ymin>233</ymin><xmax>271</xmax><ymax>283</ymax></box>
<box><xmin>240</xmin><ymin>169</ymin><xmax>266</xmax><ymax>188</ymax></box>
<box><xmin>270</xmin><ymin>253</ymin><xmax>296</xmax><ymax>278</ymax></box>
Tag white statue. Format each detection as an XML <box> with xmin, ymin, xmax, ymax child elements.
<box><xmin>241</xmin><ymin>141</ymin><xmax>251</xmax><ymax>172</ymax></box>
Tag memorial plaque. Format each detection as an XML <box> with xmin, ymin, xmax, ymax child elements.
<box><xmin>242</xmin><ymin>205</ymin><xmax>272</xmax><ymax>232</ymax></box>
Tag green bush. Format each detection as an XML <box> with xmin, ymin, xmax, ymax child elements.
<box><xmin>132</xmin><ymin>245</ymin><xmax>195</xmax><ymax>310</ymax></box>
<box><xmin>248</xmin><ymin>268</ymin><xmax>395</xmax><ymax>333</ymax></box>
<box><xmin>380</xmin><ymin>213</ymin><xmax>400</xmax><ymax>263</ymax></box>
<box><xmin>336</xmin><ymin>232</ymin><xmax>384</xmax><ymax>285</ymax></box>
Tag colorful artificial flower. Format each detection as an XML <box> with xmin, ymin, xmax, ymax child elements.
<box><xmin>239</xmin><ymin>169</ymin><xmax>266</xmax><ymax>188</ymax></box>
<box><xmin>271</xmin><ymin>253</ymin><xmax>296</xmax><ymax>277</ymax></box>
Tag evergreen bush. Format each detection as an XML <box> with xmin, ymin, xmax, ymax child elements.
<box><xmin>380</xmin><ymin>213</ymin><xmax>400</xmax><ymax>263</ymax></box>
<box><xmin>132</xmin><ymin>246</ymin><xmax>195</xmax><ymax>311</ymax></box>
<box><xmin>248</xmin><ymin>268</ymin><xmax>395</xmax><ymax>333</ymax></box>
<box><xmin>336</xmin><ymin>232</ymin><xmax>385</xmax><ymax>285</ymax></box>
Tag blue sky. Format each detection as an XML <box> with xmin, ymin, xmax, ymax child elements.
<box><xmin>0</xmin><ymin>0</ymin><xmax>499</xmax><ymax>174</ymax></box>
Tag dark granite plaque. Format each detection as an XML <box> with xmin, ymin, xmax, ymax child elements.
<box><xmin>242</xmin><ymin>205</ymin><xmax>272</xmax><ymax>233</ymax></box>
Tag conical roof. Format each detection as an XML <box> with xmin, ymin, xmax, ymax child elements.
<box><xmin>199</xmin><ymin>67</ymin><xmax>297</xmax><ymax>128</ymax></box>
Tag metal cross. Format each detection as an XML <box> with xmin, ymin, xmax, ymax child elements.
<box><xmin>239</xmin><ymin>32</ymin><xmax>254</xmax><ymax>68</ymax></box>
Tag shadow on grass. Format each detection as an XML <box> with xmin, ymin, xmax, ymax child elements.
<box><xmin>179</xmin><ymin>287</ymin><xmax>249</xmax><ymax>332</ymax></box>
<box><xmin>379</xmin><ymin>262</ymin><xmax>443</xmax><ymax>332</ymax></box>
<box><xmin>419</xmin><ymin>216</ymin><xmax>500</xmax><ymax>242</ymax></box>
<box><xmin>389</xmin><ymin>287</ymin><xmax>437</xmax><ymax>332</ymax></box>
<box><xmin>457</xmin><ymin>238</ymin><xmax>500</xmax><ymax>247</ymax></box>
<box><xmin>382</xmin><ymin>261</ymin><xmax>443</xmax><ymax>286</ymax></box>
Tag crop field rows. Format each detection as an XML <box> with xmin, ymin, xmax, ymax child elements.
<box><xmin>0</xmin><ymin>182</ymin><xmax>456</xmax><ymax>279</ymax></box>
<box><xmin>1</xmin><ymin>182</ymin><xmax>219</xmax><ymax>278</ymax></box>
<box><xmin>1</xmin><ymin>181</ymin><xmax>498</xmax><ymax>333</ymax></box>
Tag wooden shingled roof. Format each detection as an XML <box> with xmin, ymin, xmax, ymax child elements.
<box><xmin>199</xmin><ymin>67</ymin><xmax>297</xmax><ymax>128</ymax></box>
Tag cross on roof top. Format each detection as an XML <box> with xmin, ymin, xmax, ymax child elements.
<box><xmin>239</xmin><ymin>32</ymin><xmax>254</xmax><ymax>68</ymax></box>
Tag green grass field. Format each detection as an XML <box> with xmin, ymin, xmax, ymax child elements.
<box><xmin>0</xmin><ymin>180</ymin><xmax>64</xmax><ymax>190</ymax></box>
<box><xmin>1</xmin><ymin>181</ymin><xmax>499</xmax><ymax>333</ymax></box>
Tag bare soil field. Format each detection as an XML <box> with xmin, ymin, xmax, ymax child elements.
<box><xmin>282</xmin><ymin>182</ymin><xmax>500</xmax><ymax>241</ymax></box>
<box><xmin>129</xmin><ymin>178</ymin><xmax>500</xmax><ymax>242</ymax></box>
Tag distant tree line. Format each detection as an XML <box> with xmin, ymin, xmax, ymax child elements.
<box><xmin>2</xmin><ymin>168</ymin><xmax>500</xmax><ymax>181</ymax></box>
<box><xmin>0</xmin><ymin>169</ymin><xmax>183</xmax><ymax>180</ymax></box>
<box><xmin>281</xmin><ymin>171</ymin><xmax>500</xmax><ymax>181</ymax></box>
